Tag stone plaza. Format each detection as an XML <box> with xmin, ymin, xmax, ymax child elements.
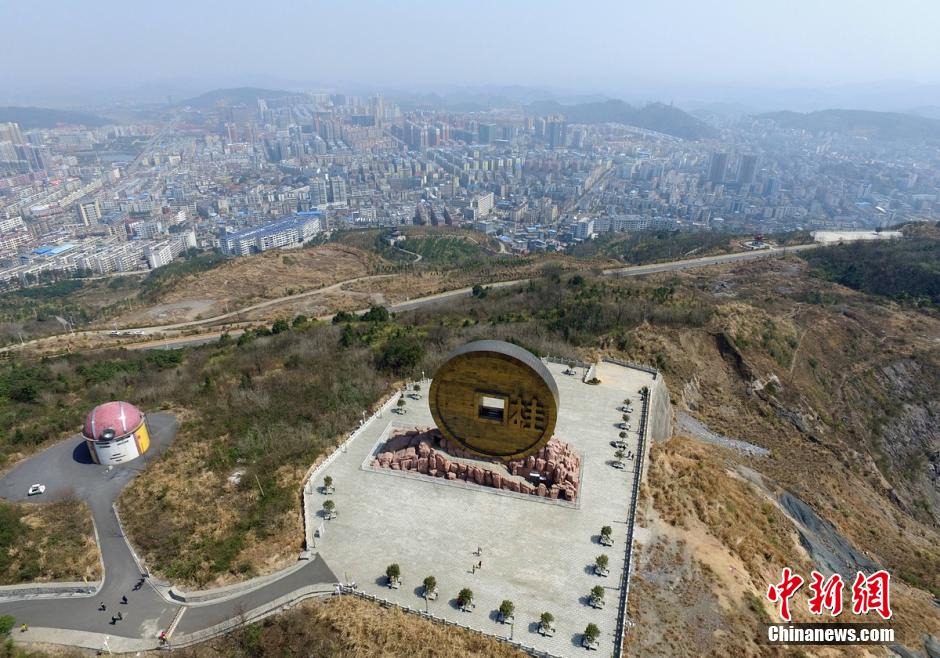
<box><xmin>305</xmin><ymin>360</ymin><xmax>661</xmax><ymax>657</ymax></box>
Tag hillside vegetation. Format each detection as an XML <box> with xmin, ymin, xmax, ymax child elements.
<box><xmin>2</xmin><ymin>244</ymin><xmax>939</xmax><ymax>654</ymax></box>
<box><xmin>0</xmin><ymin>106</ymin><xmax>110</xmax><ymax>129</ymax></box>
<box><xmin>801</xmin><ymin>232</ymin><xmax>940</xmax><ymax>309</ymax></box>
<box><xmin>568</xmin><ymin>229</ymin><xmax>738</xmax><ymax>263</ymax></box>
<box><xmin>162</xmin><ymin>595</ymin><xmax>523</xmax><ymax>658</ymax></box>
<box><xmin>333</xmin><ymin>227</ymin><xmax>502</xmax><ymax>267</ymax></box>
<box><xmin>0</xmin><ymin>250</ymin><xmax>229</xmax><ymax>345</ymax></box>
<box><xmin>759</xmin><ymin>109</ymin><xmax>940</xmax><ymax>140</ymax></box>
<box><xmin>524</xmin><ymin>99</ymin><xmax>717</xmax><ymax>139</ymax></box>
<box><xmin>0</xmin><ymin>497</ymin><xmax>98</xmax><ymax>585</ymax></box>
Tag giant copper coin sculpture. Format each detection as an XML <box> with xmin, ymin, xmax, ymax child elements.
<box><xmin>429</xmin><ymin>340</ymin><xmax>559</xmax><ymax>460</ymax></box>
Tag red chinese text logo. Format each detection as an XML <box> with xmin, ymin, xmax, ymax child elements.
<box><xmin>766</xmin><ymin>567</ymin><xmax>805</xmax><ymax>622</ymax></box>
<box><xmin>851</xmin><ymin>570</ymin><xmax>892</xmax><ymax>620</ymax></box>
<box><xmin>766</xmin><ymin>569</ymin><xmax>892</xmax><ymax>621</ymax></box>
<box><xmin>808</xmin><ymin>571</ymin><xmax>844</xmax><ymax>616</ymax></box>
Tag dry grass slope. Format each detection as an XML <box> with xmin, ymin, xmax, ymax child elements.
<box><xmin>0</xmin><ymin>497</ymin><xmax>99</xmax><ymax>585</ymax></box>
<box><xmin>162</xmin><ymin>595</ymin><xmax>525</xmax><ymax>658</ymax></box>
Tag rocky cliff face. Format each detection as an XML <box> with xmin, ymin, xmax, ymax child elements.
<box><xmin>615</xmin><ymin>257</ymin><xmax>940</xmax><ymax>656</ymax></box>
<box><xmin>874</xmin><ymin>359</ymin><xmax>940</xmax><ymax>525</ymax></box>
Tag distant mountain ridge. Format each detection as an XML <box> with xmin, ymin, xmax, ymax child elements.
<box><xmin>524</xmin><ymin>99</ymin><xmax>716</xmax><ymax>140</ymax></box>
<box><xmin>178</xmin><ymin>87</ymin><xmax>306</xmax><ymax>108</ymax></box>
<box><xmin>756</xmin><ymin>109</ymin><xmax>940</xmax><ymax>140</ymax></box>
<box><xmin>0</xmin><ymin>106</ymin><xmax>110</xmax><ymax>129</ymax></box>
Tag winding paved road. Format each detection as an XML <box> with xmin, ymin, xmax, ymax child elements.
<box><xmin>1</xmin><ymin>243</ymin><xmax>817</xmax><ymax>356</ymax></box>
<box><xmin>0</xmin><ymin>414</ymin><xmax>337</xmax><ymax>651</ymax></box>
<box><xmin>115</xmin><ymin>244</ymin><xmax>822</xmax><ymax>353</ymax></box>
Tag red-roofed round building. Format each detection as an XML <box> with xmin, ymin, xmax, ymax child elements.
<box><xmin>82</xmin><ymin>401</ymin><xmax>151</xmax><ymax>465</ymax></box>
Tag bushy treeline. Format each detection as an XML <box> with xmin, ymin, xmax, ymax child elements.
<box><xmin>138</xmin><ymin>248</ymin><xmax>228</xmax><ymax>300</ymax></box>
<box><xmin>407</xmin><ymin>272</ymin><xmax>712</xmax><ymax>349</ymax></box>
<box><xmin>568</xmin><ymin>229</ymin><xmax>737</xmax><ymax>264</ymax></box>
<box><xmin>801</xmin><ymin>238</ymin><xmax>940</xmax><ymax>309</ymax></box>
<box><xmin>0</xmin><ymin>349</ymin><xmax>185</xmax><ymax>458</ymax></box>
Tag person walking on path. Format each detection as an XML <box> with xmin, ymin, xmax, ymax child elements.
<box><xmin>99</xmin><ymin>602</ymin><xmax>106</xmax><ymax>611</ymax></box>
<box><xmin>121</xmin><ymin>595</ymin><xmax>127</xmax><ymax>604</ymax></box>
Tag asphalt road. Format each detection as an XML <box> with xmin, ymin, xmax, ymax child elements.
<box><xmin>0</xmin><ymin>413</ymin><xmax>181</xmax><ymax>638</ymax></box>
<box><xmin>0</xmin><ymin>414</ymin><xmax>338</xmax><ymax>644</ymax></box>
<box><xmin>173</xmin><ymin>556</ymin><xmax>336</xmax><ymax>635</ymax></box>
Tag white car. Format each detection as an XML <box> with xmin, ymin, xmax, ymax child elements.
<box><xmin>27</xmin><ymin>483</ymin><xmax>45</xmax><ymax>496</ymax></box>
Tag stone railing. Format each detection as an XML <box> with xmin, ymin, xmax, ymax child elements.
<box><xmin>0</xmin><ymin>581</ymin><xmax>99</xmax><ymax>601</ymax></box>
<box><xmin>543</xmin><ymin>355</ymin><xmax>591</xmax><ymax>370</ymax></box>
<box><xmin>542</xmin><ymin>355</ymin><xmax>597</xmax><ymax>383</ymax></box>
<box><xmin>601</xmin><ymin>356</ymin><xmax>658</xmax><ymax>379</ymax></box>
<box><xmin>613</xmin><ymin>384</ymin><xmax>652</xmax><ymax>658</ymax></box>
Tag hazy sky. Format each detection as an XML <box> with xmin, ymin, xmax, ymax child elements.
<box><xmin>2</xmin><ymin>0</ymin><xmax>938</xmax><ymax>103</ymax></box>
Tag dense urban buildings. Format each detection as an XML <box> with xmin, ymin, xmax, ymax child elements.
<box><xmin>1</xmin><ymin>89</ymin><xmax>939</xmax><ymax>287</ymax></box>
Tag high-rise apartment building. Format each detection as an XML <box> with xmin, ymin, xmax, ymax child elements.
<box><xmin>546</xmin><ymin>117</ymin><xmax>567</xmax><ymax>149</ymax></box>
<box><xmin>708</xmin><ymin>152</ymin><xmax>728</xmax><ymax>185</ymax></box>
<box><xmin>736</xmin><ymin>154</ymin><xmax>759</xmax><ymax>186</ymax></box>
<box><xmin>329</xmin><ymin>178</ymin><xmax>347</xmax><ymax>205</ymax></box>
<box><xmin>78</xmin><ymin>199</ymin><xmax>101</xmax><ymax>226</ymax></box>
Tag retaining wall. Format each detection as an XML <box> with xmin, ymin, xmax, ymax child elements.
<box><xmin>0</xmin><ymin>582</ymin><xmax>98</xmax><ymax>601</ymax></box>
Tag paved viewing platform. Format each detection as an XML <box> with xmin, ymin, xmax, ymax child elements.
<box><xmin>0</xmin><ymin>358</ymin><xmax>666</xmax><ymax>657</ymax></box>
<box><xmin>305</xmin><ymin>360</ymin><xmax>658</xmax><ymax>657</ymax></box>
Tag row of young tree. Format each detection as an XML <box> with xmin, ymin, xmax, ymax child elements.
<box><xmin>372</xmin><ymin>563</ymin><xmax>604</xmax><ymax>646</ymax></box>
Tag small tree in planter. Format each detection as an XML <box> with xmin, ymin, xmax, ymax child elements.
<box><xmin>498</xmin><ymin>599</ymin><xmax>514</xmax><ymax>624</ymax></box>
<box><xmin>640</xmin><ymin>386</ymin><xmax>649</xmax><ymax>398</ymax></box>
<box><xmin>457</xmin><ymin>588</ymin><xmax>474</xmax><ymax>611</ymax></box>
<box><xmin>423</xmin><ymin>575</ymin><xmax>437</xmax><ymax>600</ymax></box>
<box><xmin>594</xmin><ymin>554</ymin><xmax>610</xmax><ymax>577</ymax></box>
<box><xmin>538</xmin><ymin>611</ymin><xmax>555</xmax><ymax>636</ymax></box>
<box><xmin>612</xmin><ymin>449</ymin><xmax>626</xmax><ymax>469</ymax></box>
<box><xmin>323</xmin><ymin>475</ymin><xmax>334</xmax><ymax>494</ymax></box>
<box><xmin>386</xmin><ymin>563</ymin><xmax>401</xmax><ymax>588</ymax></box>
<box><xmin>613</xmin><ymin>431</ymin><xmax>627</xmax><ymax>449</ymax></box>
<box><xmin>397</xmin><ymin>396</ymin><xmax>406</xmax><ymax>414</ymax></box>
<box><xmin>600</xmin><ymin>525</ymin><xmax>613</xmax><ymax>546</ymax></box>
<box><xmin>582</xmin><ymin>623</ymin><xmax>600</xmax><ymax>649</ymax></box>
<box><xmin>621</xmin><ymin>413</ymin><xmax>630</xmax><ymax>428</ymax></box>
<box><xmin>589</xmin><ymin>585</ymin><xmax>605</xmax><ymax>608</ymax></box>
<box><xmin>413</xmin><ymin>382</ymin><xmax>421</xmax><ymax>393</ymax></box>
<box><xmin>322</xmin><ymin>499</ymin><xmax>336</xmax><ymax>519</ymax></box>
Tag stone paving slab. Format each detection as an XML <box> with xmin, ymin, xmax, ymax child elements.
<box><xmin>306</xmin><ymin>361</ymin><xmax>655</xmax><ymax>657</ymax></box>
